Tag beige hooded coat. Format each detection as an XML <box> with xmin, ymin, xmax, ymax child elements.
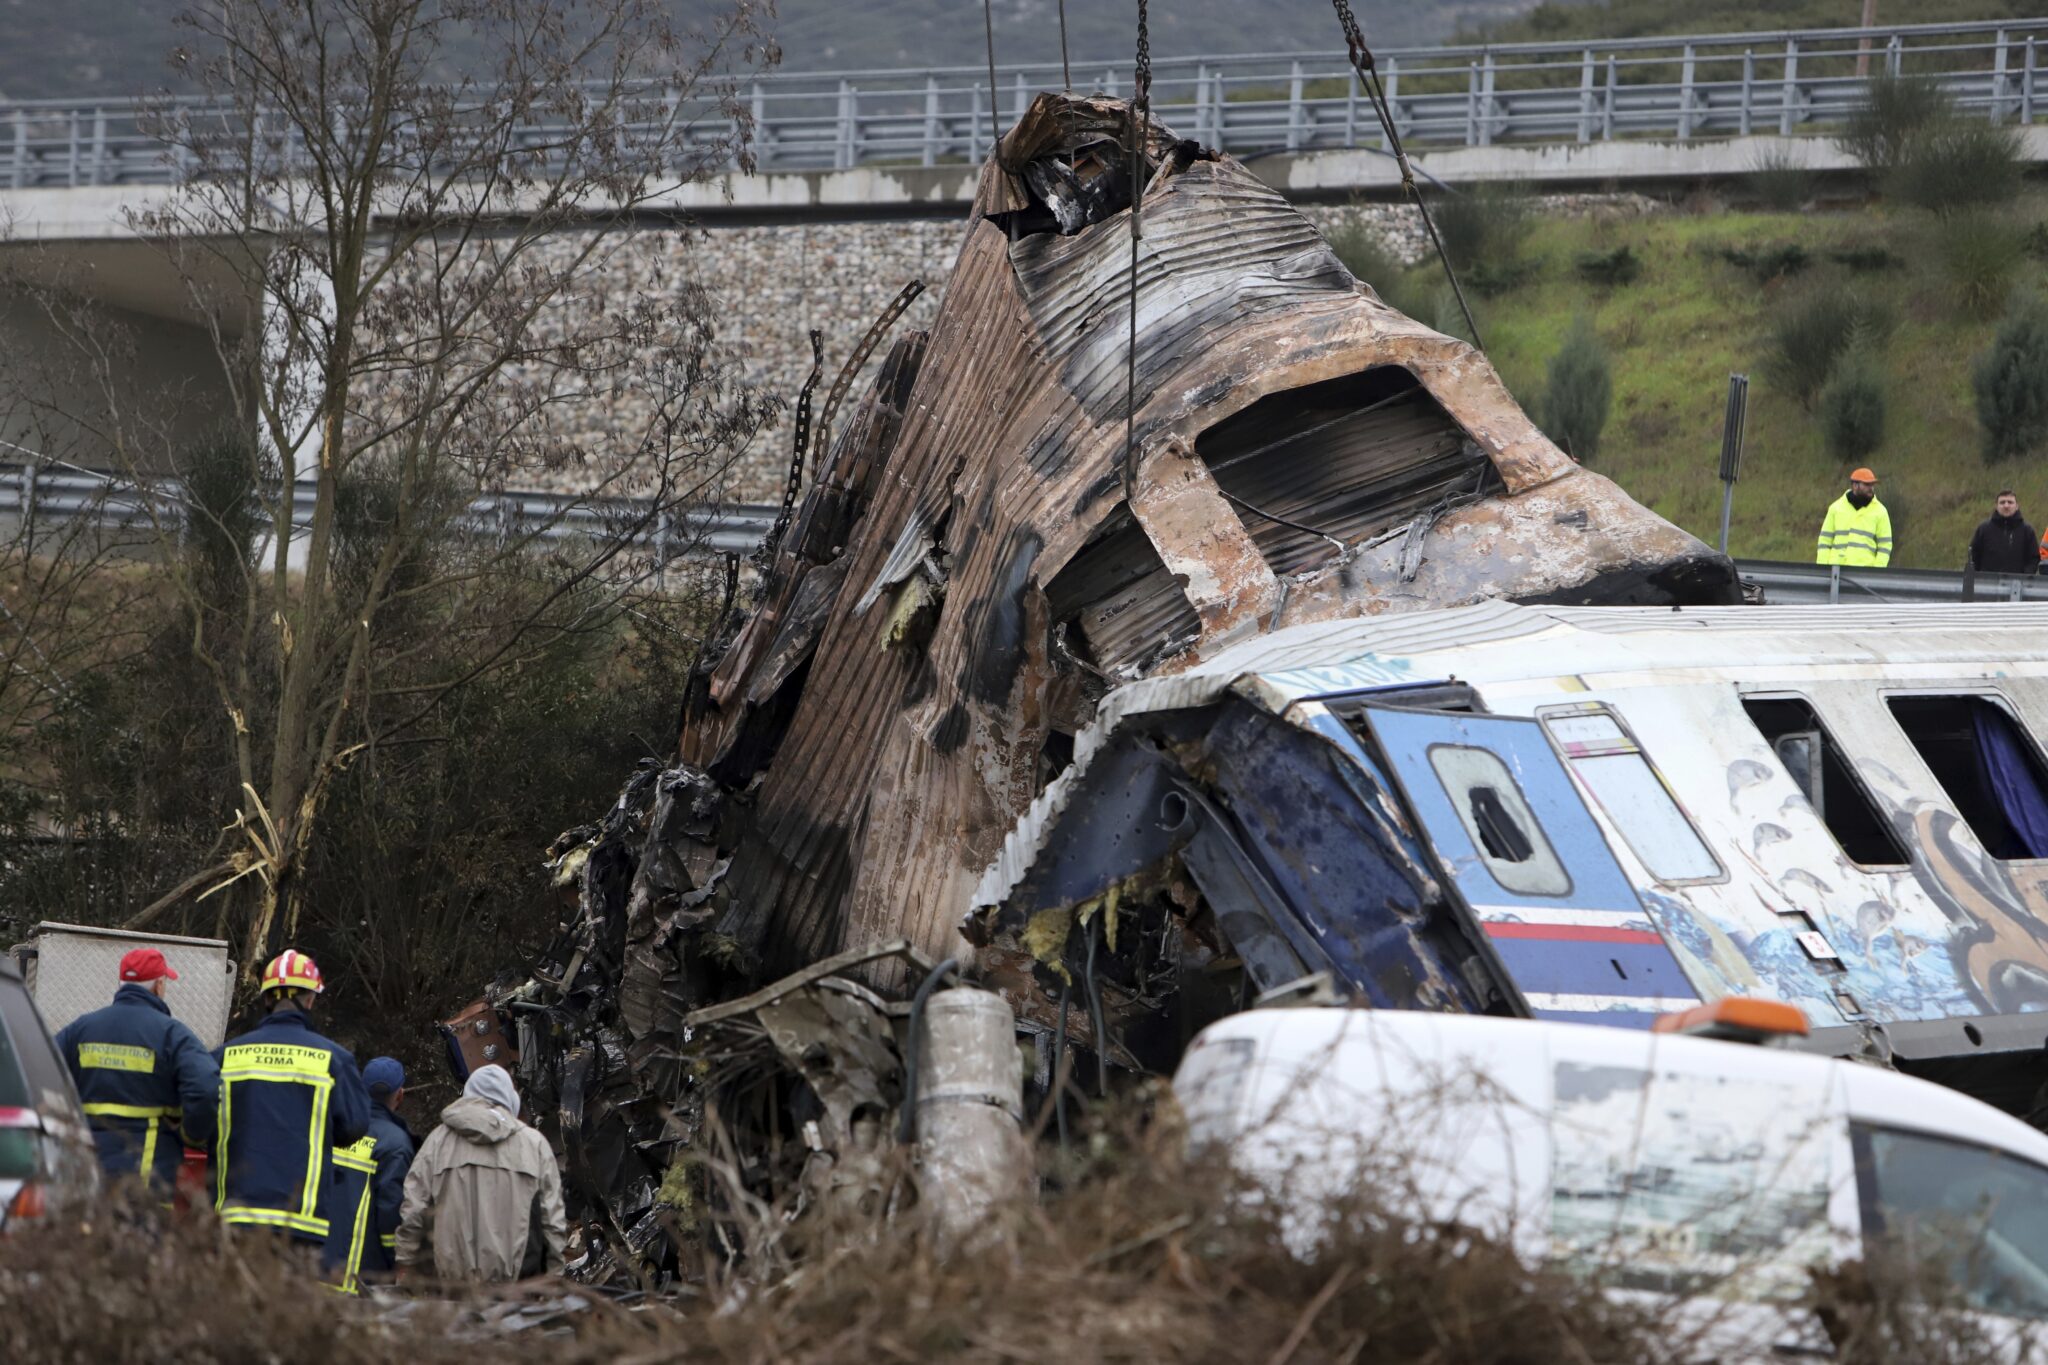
<box><xmin>394</xmin><ymin>1066</ymin><xmax>567</xmax><ymax>1282</ymax></box>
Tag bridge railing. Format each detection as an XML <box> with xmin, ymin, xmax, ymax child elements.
<box><xmin>5</xmin><ymin>19</ymin><xmax>2047</xmax><ymax>187</ymax></box>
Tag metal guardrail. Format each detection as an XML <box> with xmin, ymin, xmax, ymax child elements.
<box><xmin>1736</xmin><ymin>559</ymin><xmax>2048</xmax><ymax>606</ymax></box>
<box><xmin>0</xmin><ymin>460</ymin><xmax>778</xmax><ymax>561</ymax></box>
<box><xmin>3</xmin><ymin>20</ymin><xmax>2046</xmax><ymax>187</ymax></box>
<box><xmin>1</xmin><ymin>468</ymin><xmax>2035</xmax><ymax>606</ymax></box>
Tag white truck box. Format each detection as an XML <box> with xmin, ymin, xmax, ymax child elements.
<box><xmin>12</xmin><ymin>922</ymin><xmax>235</xmax><ymax>1049</ymax></box>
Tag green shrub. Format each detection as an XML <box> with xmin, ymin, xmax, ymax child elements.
<box><xmin>2025</xmin><ymin>222</ymin><xmax>2048</xmax><ymax>263</ymax></box>
<box><xmin>1747</xmin><ymin>143</ymin><xmax>1815</xmax><ymax>212</ymax></box>
<box><xmin>1324</xmin><ymin>216</ymin><xmax>1407</xmax><ymax>290</ymax></box>
<box><xmin>1543</xmin><ymin>315</ymin><xmax>1613</xmax><ymax>463</ymax></box>
<box><xmin>1427</xmin><ymin>183</ymin><xmax>1533</xmax><ymax>272</ymax></box>
<box><xmin>1766</xmin><ymin>289</ymin><xmax>1896</xmax><ymax>410</ymax></box>
<box><xmin>1827</xmin><ymin>244</ymin><xmax>1900</xmax><ymax>273</ymax></box>
<box><xmin>1428</xmin><ymin>282</ymin><xmax>1479</xmax><ymax>346</ymax></box>
<box><xmin>1717</xmin><ymin>242</ymin><xmax>1809</xmax><ymax>284</ymax></box>
<box><xmin>1974</xmin><ymin>292</ymin><xmax>2048</xmax><ymax>462</ymax></box>
<box><xmin>1819</xmin><ymin>348</ymin><xmax>1887</xmax><ymax>462</ymax></box>
<box><xmin>1941</xmin><ymin>213</ymin><xmax>2026</xmax><ymax>320</ymax></box>
<box><xmin>1463</xmin><ymin>255</ymin><xmax>1543</xmax><ymax>296</ymax></box>
<box><xmin>1838</xmin><ymin>72</ymin><xmax>1950</xmax><ymax>176</ymax></box>
<box><xmin>1890</xmin><ymin>118</ymin><xmax>2026</xmax><ymax>217</ymax></box>
<box><xmin>1574</xmin><ymin>244</ymin><xmax>1642</xmax><ymax>286</ymax></box>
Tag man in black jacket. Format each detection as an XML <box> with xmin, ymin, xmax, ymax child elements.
<box><xmin>1969</xmin><ymin>490</ymin><xmax>2039</xmax><ymax>576</ymax></box>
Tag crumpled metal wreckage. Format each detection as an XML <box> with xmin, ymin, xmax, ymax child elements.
<box><xmin>489</xmin><ymin>92</ymin><xmax>1739</xmax><ymax>1277</ymax></box>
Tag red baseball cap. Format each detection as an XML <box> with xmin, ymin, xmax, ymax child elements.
<box><xmin>118</xmin><ymin>948</ymin><xmax>178</xmax><ymax>983</ymax></box>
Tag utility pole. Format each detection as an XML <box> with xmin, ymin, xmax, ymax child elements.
<box><xmin>1856</xmin><ymin>0</ymin><xmax>1879</xmax><ymax>77</ymax></box>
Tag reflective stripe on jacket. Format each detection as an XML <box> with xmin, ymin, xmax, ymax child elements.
<box><xmin>1816</xmin><ymin>493</ymin><xmax>1892</xmax><ymax>567</ymax></box>
<box><xmin>323</xmin><ymin>1134</ymin><xmax>378</xmax><ymax>1293</ymax></box>
<box><xmin>322</xmin><ymin>1105</ymin><xmax>415</xmax><ymax>1291</ymax></box>
<box><xmin>213</xmin><ymin>1007</ymin><xmax>370</xmax><ymax>1241</ymax></box>
<box><xmin>54</xmin><ymin>984</ymin><xmax>220</xmax><ymax>1189</ymax></box>
<box><xmin>368</xmin><ymin>1106</ymin><xmax>417</xmax><ymax>1262</ymax></box>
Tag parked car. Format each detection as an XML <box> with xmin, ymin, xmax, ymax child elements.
<box><xmin>0</xmin><ymin>950</ymin><xmax>98</xmax><ymax>1230</ymax></box>
<box><xmin>1174</xmin><ymin>1001</ymin><xmax>2048</xmax><ymax>1358</ymax></box>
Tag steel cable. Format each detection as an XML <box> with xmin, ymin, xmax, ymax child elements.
<box><xmin>1327</xmin><ymin>0</ymin><xmax>1485</xmax><ymax>350</ymax></box>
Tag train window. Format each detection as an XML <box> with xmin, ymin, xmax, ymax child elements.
<box><xmin>1540</xmin><ymin>705</ymin><xmax>1723</xmax><ymax>883</ymax></box>
<box><xmin>1741</xmin><ymin>696</ymin><xmax>1909</xmax><ymax>867</ymax></box>
<box><xmin>1426</xmin><ymin>744</ymin><xmax>1572</xmax><ymax>896</ymax></box>
<box><xmin>1888</xmin><ymin>695</ymin><xmax>2048</xmax><ymax>860</ymax></box>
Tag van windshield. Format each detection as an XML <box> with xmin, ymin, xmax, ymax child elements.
<box><xmin>1854</xmin><ymin>1124</ymin><xmax>2048</xmax><ymax>1319</ymax></box>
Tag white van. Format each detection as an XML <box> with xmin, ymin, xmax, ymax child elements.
<box><xmin>1174</xmin><ymin>1004</ymin><xmax>2048</xmax><ymax>1359</ymax></box>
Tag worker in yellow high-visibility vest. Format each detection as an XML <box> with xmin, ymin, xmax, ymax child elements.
<box><xmin>1816</xmin><ymin>468</ymin><xmax>1893</xmax><ymax>568</ymax></box>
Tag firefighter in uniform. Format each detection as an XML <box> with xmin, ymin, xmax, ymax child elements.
<box><xmin>1815</xmin><ymin>467</ymin><xmax>1893</xmax><ymax>568</ymax></box>
<box><xmin>214</xmin><ymin>950</ymin><xmax>370</xmax><ymax>1251</ymax></box>
<box><xmin>54</xmin><ymin>947</ymin><xmax>220</xmax><ymax>1191</ymax></box>
<box><xmin>322</xmin><ymin>1056</ymin><xmax>416</xmax><ymax>1293</ymax></box>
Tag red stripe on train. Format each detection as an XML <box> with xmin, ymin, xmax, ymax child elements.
<box><xmin>1482</xmin><ymin>923</ymin><xmax>1665</xmax><ymax>945</ymax></box>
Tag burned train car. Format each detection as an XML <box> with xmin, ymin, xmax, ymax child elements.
<box><xmin>973</xmin><ymin>601</ymin><xmax>2048</xmax><ymax>1118</ymax></box>
<box><xmin>675</xmin><ymin>93</ymin><xmax>1735</xmax><ymax>995</ymax></box>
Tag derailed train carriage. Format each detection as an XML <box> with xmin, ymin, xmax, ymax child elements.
<box><xmin>973</xmin><ymin>601</ymin><xmax>2048</xmax><ymax>1118</ymax></box>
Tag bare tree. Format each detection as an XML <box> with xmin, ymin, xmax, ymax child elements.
<box><xmin>7</xmin><ymin>0</ymin><xmax>778</xmax><ymax>974</ymax></box>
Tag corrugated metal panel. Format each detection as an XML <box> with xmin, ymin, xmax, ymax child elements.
<box><xmin>1197</xmin><ymin>372</ymin><xmax>1493</xmax><ymax>576</ymax></box>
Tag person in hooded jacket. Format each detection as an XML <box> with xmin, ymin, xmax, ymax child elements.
<box><xmin>1969</xmin><ymin>490</ymin><xmax>2040</xmax><ymax>576</ymax></box>
<box><xmin>394</xmin><ymin>1064</ymin><xmax>567</xmax><ymax>1283</ymax></box>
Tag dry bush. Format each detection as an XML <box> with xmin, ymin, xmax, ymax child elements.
<box><xmin>673</xmin><ymin>1095</ymin><xmax>1663</xmax><ymax>1365</ymax></box>
<box><xmin>3</xmin><ymin>1104</ymin><xmax>2036</xmax><ymax>1364</ymax></box>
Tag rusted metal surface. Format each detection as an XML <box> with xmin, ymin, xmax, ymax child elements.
<box><xmin>680</xmin><ymin>92</ymin><xmax>1732</xmax><ymax>991</ymax></box>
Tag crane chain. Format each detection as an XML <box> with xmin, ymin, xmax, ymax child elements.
<box><xmin>761</xmin><ymin>329</ymin><xmax>824</xmax><ymax>564</ymax></box>
<box><xmin>1326</xmin><ymin>0</ymin><xmax>1484</xmax><ymax>350</ymax></box>
<box><xmin>1121</xmin><ymin>0</ymin><xmax>1151</xmax><ymax>504</ymax></box>
<box><xmin>811</xmin><ymin>279</ymin><xmax>926</xmax><ymax>476</ymax></box>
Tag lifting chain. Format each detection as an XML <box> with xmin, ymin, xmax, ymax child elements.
<box><xmin>761</xmin><ymin>329</ymin><xmax>825</xmax><ymax>565</ymax></box>
<box><xmin>760</xmin><ymin>279</ymin><xmax>925</xmax><ymax>567</ymax></box>
<box><xmin>811</xmin><ymin>279</ymin><xmax>925</xmax><ymax>476</ymax></box>
<box><xmin>1327</xmin><ymin>0</ymin><xmax>1484</xmax><ymax>351</ymax></box>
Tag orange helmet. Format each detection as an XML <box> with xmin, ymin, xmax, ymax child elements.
<box><xmin>260</xmin><ymin>949</ymin><xmax>324</xmax><ymax>996</ymax></box>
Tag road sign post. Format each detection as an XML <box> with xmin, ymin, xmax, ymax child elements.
<box><xmin>1717</xmin><ymin>373</ymin><xmax>1748</xmax><ymax>555</ymax></box>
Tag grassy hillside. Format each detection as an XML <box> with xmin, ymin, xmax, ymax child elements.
<box><xmin>1345</xmin><ymin>195</ymin><xmax>2048</xmax><ymax>569</ymax></box>
<box><xmin>1462</xmin><ymin>0</ymin><xmax>2045</xmax><ymax>45</ymax></box>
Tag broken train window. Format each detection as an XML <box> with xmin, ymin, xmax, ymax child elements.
<box><xmin>1888</xmin><ymin>693</ymin><xmax>2048</xmax><ymax>861</ymax></box>
<box><xmin>1425</xmin><ymin>743</ymin><xmax>1572</xmax><ymax>897</ymax></box>
<box><xmin>1044</xmin><ymin>367</ymin><xmax>1496</xmax><ymax>676</ymax></box>
<box><xmin>1192</xmin><ymin>367</ymin><xmax>1498</xmax><ymax>576</ymax></box>
<box><xmin>1045</xmin><ymin>511</ymin><xmax>1202</xmax><ymax>677</ymax></box>
<box><xmin>1540</xmin><ymin>703</ymin><xmax>1724</xmax><ymax>885</ymax></box>
<box><xmin>1741</xmin><ymin>695</ymin><xmax>1909</xmax><ymax>868</ymax></box>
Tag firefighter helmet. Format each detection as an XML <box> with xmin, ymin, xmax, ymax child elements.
<box><xmin>260</xmin><ymin>949</ymin><xmax>324</xmax><ymax>996</ymax></box>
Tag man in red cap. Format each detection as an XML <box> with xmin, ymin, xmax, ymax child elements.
<box><xmin>54</xmin><ymin>946</ymin><xmax>221</xmax><ymax>1191</ymax></box>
